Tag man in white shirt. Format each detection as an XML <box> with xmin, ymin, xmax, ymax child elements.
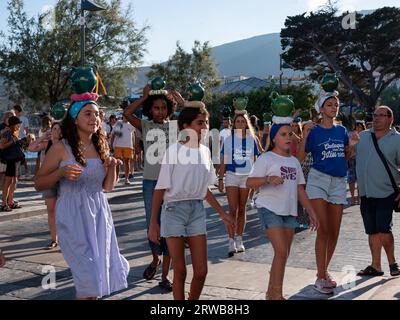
<box><xmin>111</xmin><ymin>115</ymin><xmax>135</xmax><ymax>185</ymax></box>
<box><xmin>219</xmin><ymin>118</ymin><xmax>232</xmax><ymax>148</ymax></box>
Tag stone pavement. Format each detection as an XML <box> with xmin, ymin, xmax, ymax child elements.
<box><xmin>0</xmin><ymin>173</ymin><xmax>400</xmax><ymax>300</ymax></box>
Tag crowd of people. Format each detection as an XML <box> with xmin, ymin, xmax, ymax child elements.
<box><xmin>1</xmin><ymin>83</ymin><xmax>400</xmax><ymax>301</ymax></box>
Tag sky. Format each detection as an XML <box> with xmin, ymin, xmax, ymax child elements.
<box><xmin>0</xmin><ymin>0</ymin><xmax>399</xmax><ymax>66</ymax></box>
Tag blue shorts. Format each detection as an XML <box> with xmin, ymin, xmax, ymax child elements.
<box><xmin>306</xmin><ymin>168</ymin><xmax>347</xmax><ymax>205</ymax></box>
<box><xmin>360</xmin><ymin>193</ymin><xmax>394</xmax><ymax>235</ymax></box>
<box><xmin>257</xmin><ymin>207</ymin><xmax>298</xmax><ymax>230</ymax></box>
<box><xmin>161</xmin><ymin>200</ymin><xmax>207</xmax><ymax>238</ymax></box>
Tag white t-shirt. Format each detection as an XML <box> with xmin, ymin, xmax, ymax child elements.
<box><xmin>102</xmin><ymin>121</ymin><xmax>111</xmax><ymax>136</ymax></box>
<box><xmin>248</xmin><ymin>151</ymin><xmax>305</xmax><ymax>216</ymax></box>
<box><xmin>112</xmin><ymin>121</ymin><xmax>135</xmax><ymax>149</ymax></box>
<box><xmin>155</xmin><ymin>142</ymin><xmax>217</xmax><ymax>204</ymax></box>
<box><xmin>19</xmin><ymin>115</ymin><xmax>29</xmax><ymax>138</ymax></box>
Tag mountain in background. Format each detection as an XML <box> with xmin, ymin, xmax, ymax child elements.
<box><xmin>126</xmin><ymin>32</ymin><xmax>289</xmax><ymax>94</ymax></box>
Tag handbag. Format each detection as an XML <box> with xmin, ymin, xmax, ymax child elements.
<box><xmin>371</xmin><ymin>132</ymin><xmax>400</xmax><ymax>212</ymax></box>
<box><xmin>0</xmin><ymin>137</ymin><xmax>25</xmax><ymax>163</ymax></box>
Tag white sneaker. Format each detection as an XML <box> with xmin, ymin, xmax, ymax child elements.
<box><xmin>236</xmin><ymin>236</ymin><xmax>245</xmax><ymax>252</ymax></box>
<box><xmin>313</xmin><ymin>278</ymin><xmax>334</xmax><ymax>294</ymax></box>
<box><xmin>228</xmin><ymin>239</ymin><xmax>236</xmax><ymax>257</ymax></box>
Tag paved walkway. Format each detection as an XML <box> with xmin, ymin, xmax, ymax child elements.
<box><xmin>0</xmin><ymin>174</ymin><xmax>400</xmax><ymax>300</ymax></box>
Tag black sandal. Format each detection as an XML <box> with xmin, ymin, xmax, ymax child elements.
<box><xmin>143</xmin><ymin>260</ymin><xmax>161</xmax><ymax>280</ymax></box>
<box><xmin>158</xmin><ymin>279</ymin><xmax>173</xmax><ymax>292</ymax></box>
<box><xmin>0</xmin><ymin>204</ymin><xmax>12</xmax><ymax>212</ymax></box>
<box><xmin>389</xmin><ymin>263</ymin><xmax>400</xmax><ymax>276</ymax></box>
<box><xmin>357</xmin><ymin>265</ymin><xmax>384</xmax><ymax>277</ymax></box>
<box><xmin>9</xmin><ymin>202</ymin><xmax>22</xmax><ymax>209</ymax></box>
<box><xmin>47</xmin><ymin>241</ymin><xmax>58</xmax><ymax>250</ymax></box>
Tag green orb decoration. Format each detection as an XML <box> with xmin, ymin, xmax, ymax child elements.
<box><xmin>233</xmin><ymin>97</ymin><xmax>248</xmax><ymax>111</ymax></box>
<box><xmin>51</xmin><ymin>103</ymin><xmax>67</xmax><ymax>120</ymax></box>
<box><xmin>151</xmin><ymin>77</ymin><xmax>166</xmax><ymax>90</ymax></box>
<box><xmin>321</xmin><ymin>73</ymin><xmax>339</xmax><ymax>92</ymax></box>
<box><xmin>263</xmin><ymin>112</ymin><xmax>273</xmax><ymax>123</ymax></box>
<box><xmin>186</xmin><ymin>83</ymin><xmax>205</xmax><ymax>101</ymax></box>
<box><xmin>270</xmin><ymin>91</ymin><xmax>294</xmax><ymax>117</ymax></box>
<box><xmin>353</xmin><ymin>108</ymin><xmax>366</xmax><ymax>121</ymax></box>
<box><xmin>70</xmin><ymin>67</ymin><xmax>97</xmax><ymax>94</ymax></box>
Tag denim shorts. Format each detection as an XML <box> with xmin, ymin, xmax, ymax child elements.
<box><xmin>306</xmin><ymin>168</ymin><xmax>347</xmax><ymax>205</ymax></box>
<box><xmin>360</xmin><ymin>193</ymin><xmax>395</xmax><ymax>235</ymax></box>
<box><xmin>225</xmin><ymin>172</ymin><xmax>249</xmax><ymax>189</ymax></box>
<box><xmin>257</xmin><ymin>207</ymin><xmax>298</xmax><ymax>230</ymax></box>
<box><xmin>143</xmin><ymin>179</ymin><xmax>169</xmax><ymax>256</ymax></box>
<box><xmin>42</xmin><ymin>188</ymin><xmax>57</xmax><ymax>199</ymax></box>
<box><xmin>161</xmin><ymin>200</ymin><xmax>207</xmax><ymax>238</ymax></box>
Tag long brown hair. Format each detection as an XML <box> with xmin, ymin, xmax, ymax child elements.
<box><xmin>61</xmin><ymin>106</ymin><xmax>109</xmax><ymax>166</ymax></box>
<box><xmin>232</xmin><ymin>113</ymin><xmax>257</xmax><ymax>139</ymax></box>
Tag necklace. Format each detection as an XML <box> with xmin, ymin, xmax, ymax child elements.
<box><xmin>81</xmin><ymin>142</ymin><xmax>93</xmax><ymax>152</ymax></box>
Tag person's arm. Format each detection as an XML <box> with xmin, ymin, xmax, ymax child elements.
<box><xmin>297</xmin><ymin>185</ymin><xmax>319</xmax><ymax>231</ymax></box>
<box><xmin>218</xmin><ymin>155</ymin><xmax>226</xmax><ymax>192</ymax></box>
<box><xmin>34</xmin><ymin>143</ymin><xmax>82</xmax><ymax>191</ymax></box>
<box><xmin>148</xmin><ymin>189</ymin><xmax>165</xmax><ymax>244</ymax></box>
<box><xmin>246</xmin><ymin>175</ymin><xmax>283</xmax><ymax>189</ymax></box>
<box><xmin>297</xmin><ymin>122</ymin><xmax>315</xmax><ymax>163</ymax></box>
<box><xmin>0</xmin><ymin>248</ymin><xmax>5</xmax><ymax>268</ymax></box>
<box><xmin>205</xmin><ymin>189</ymin><xmax>235</xmax><ymax>228</ymax></box>
<box><xmin>27</xmin><ymin>132</ymin><xmax>51</xmax><ymax>152</ymax></box>
<box><xmin>345</xmin><ymin>131</ymin><xmax>360</xmax><ymax>159</ymax></box>
<box><xmin>103</xmin><ymin>157</ymin><xmax>122</xmax><ymax>192</ymax></box>
<box><xmin>1</xmin><ymin>139</ymin><xmax>13</xmax><ymax>149</ymax></box>
<box><xmin>0</xmin><ymin>131</ymin><xmax>13</xmax><ymax>149</ymax></box>
<box><xmin>123</xmin><ymin>85</ymin><xmax>151</xmax><ymax>130</ymax></box>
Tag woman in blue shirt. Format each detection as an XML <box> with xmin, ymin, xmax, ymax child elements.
<box><xmin>298</xmin><ymin>93</ymin><xmax>358</xmax><ymax>295</ymax></box>
<box><xmin>218</xmin><ymin>113</ymin><xmax>261</xmax><ymax>257</ymax></box>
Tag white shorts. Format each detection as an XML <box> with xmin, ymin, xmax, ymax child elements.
<box><xmin>225</xmin><ymin>172</ymin><xmax>249</xmax><ymax>189</ymax></box>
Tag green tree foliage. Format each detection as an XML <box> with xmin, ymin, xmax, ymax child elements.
<box><xmin>0</xmin><ymin>0</ymin><xmax>148</xmax><ymax>109</ymax></box>
<box><xmin>379</xmin><ymin>85</ymin><xmax>400</xmax><ymax>124</ymax></box>
<box><xmin>281</xmin><ymin>5</ymin><xmax>400</xmax><ymax>111</ymax></box>
<box><xmin>147</xmin><ymin>41</ymin><xmax>220</xmax><ymax>94</ymax></box>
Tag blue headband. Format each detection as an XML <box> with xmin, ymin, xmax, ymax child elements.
<box><xmin>69</xmin><ymin>100</ymin><xmax>99</xmax><ymax>120</ymax></box>
<box><xmin>270</xmin><ymin>124</ymin><xmax>291</xmax><ymax>141</ymax></box>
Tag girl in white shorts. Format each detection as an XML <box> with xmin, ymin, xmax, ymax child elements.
<box><xmin>218</xmin><ymin>113</ymin><xmax>260</xmax><ymax>256</ymax></box>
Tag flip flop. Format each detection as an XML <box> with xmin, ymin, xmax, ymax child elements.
<box><xmin>143</xmin><ymin>260</ymin><xmax>161</xmax><ymax>280</ymax></box>
<box><xmin>357</xmin><ymin>265</ymin><xmax>384</xmax><ymax>277</ymax></box>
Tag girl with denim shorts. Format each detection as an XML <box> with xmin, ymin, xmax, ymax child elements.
<box><xmin>297</xmin><ymin>93</ymin><xmax>358</xmax><ymax>294</ymax></box>
<box><xmin>247</xmin><ymin>124</ymin><xmax>318</xmax><ymax>300</ymax></box>
<box><xmin>148</xmin><ymin>104</ymin><xmax>235</xmax><ymax>300</ymax></box>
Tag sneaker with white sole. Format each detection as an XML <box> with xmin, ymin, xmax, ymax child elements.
<box><xmin>228</xmin><ymin>239</ymin><xmax>236</xmax><ymax>257</ymax></box>
<box><xmin>313</xmin><ymin>278</ymin><xmax>334</xmax><ymax>294</ymax></box>
<box><xmin>325</xmin><ymin>272</ymin><xmax>337</xmax><ymax>288</ymax></box>
<box><xmin>236</xmin><ymin>237</ymin><xmax>245</xmax><ymax>253</ymax></box>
